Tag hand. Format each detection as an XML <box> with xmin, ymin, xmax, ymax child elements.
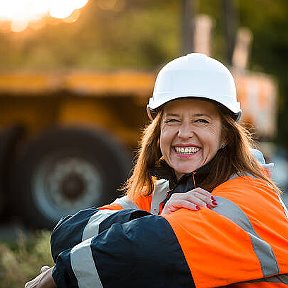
<box><xmin>161</xmin><ymin>188</ymin><xmax>217</xmax><ymax>216</ymax></box>
<box><xmin>25</xmin><ymin>266</ymin><xmax>56</xmax><ymax>288</ymax></box>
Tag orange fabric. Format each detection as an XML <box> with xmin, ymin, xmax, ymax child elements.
<box><xmin>213</xmin><ymin>177</ymin><xmax>288</xmax><ymax>275</ymax></box>
<box><xmin>98</xmin><ymin>203</ymin><xmax>123</xmax><ymax>211</ymax></box>
<box><xmin>163</xmin><ymin>176</ymin><xmax>288</xmax><ymax>287</ymax></box>
<box><xmin>134</xmin><ymin>194</ymin><xmax>153</xmax><ymax>212</ymax></box>
<box><xmin>228</xmin><ymin>283</ymin><xmax>288</xmax><ymax>288</ymax></box>
<box><xmin>99</xmin><ymin>195</ymin><xmax>153</xmax><ymax>213</ymax></box>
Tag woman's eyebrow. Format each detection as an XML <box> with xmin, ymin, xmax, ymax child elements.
<box><xmin>193</xmin><ymin>113</ymin><xmax>210</xmax><ymax>117</ymax></box>
<box><xmin>164</xmin><ymin>113</ymin><xmax>180</xmax><ymax>117</ymax></box>
<box><xmin>164</xmin><ymin>112</ymin><xmax>213</xmax><ymax>118</ymax></box>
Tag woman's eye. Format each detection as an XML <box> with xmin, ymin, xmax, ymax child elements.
<box><xmin>195</xmin><ymin>119</ymin><xmax>209</xmax><ymax>124</ymax></box>
<box><xmin>164</xmin><ymin>119</ymin><xmax>179</xmax><ymax>124</ymax></box>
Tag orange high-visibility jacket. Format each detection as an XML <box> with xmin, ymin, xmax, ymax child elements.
<box><xmin>51</xmin><ymin>175</ymin><xmax>288</xmax><ymax>287</ymax></box>
<box><xmin>164</xmin><ymin>175</ymin><xmax>288</xmax><ymax>287</ymax></box>
<box><xmin>100</xmin><ymin>175</ymin><xmax>288</xmax><ymax>287</ymax></box>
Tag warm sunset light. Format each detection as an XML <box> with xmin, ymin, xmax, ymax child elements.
<box><xmin>0</xmin><ymin>0</ymin><xmax>89</xmax><ymax>32</ymax></box>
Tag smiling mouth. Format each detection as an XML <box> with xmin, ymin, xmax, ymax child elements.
<box><xmin>174</xmin><ymin>146</ymin><xmax>200</xmax><ymax>155</ymax></box>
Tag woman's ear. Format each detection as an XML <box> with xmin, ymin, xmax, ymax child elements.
<box><xmin>220</xmin><ymin>136</ymin><xmax>227</xmax><ymax>149</ymax></box>
<box><xmin>220</xmin><ymin>131</ymin><xmax>228</xmax><ymax>149</ymax></box>
<box><xmin>220</xmin><ymin>143</ymin><xmax>226</xmax><ymax>149</ymax></box>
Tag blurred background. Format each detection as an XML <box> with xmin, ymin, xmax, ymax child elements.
<box><xmin>0</xmin><ymin>0</ymin><xmax>287</xmax><ymax>286</ymax></box>
<box><xmin>0</xmin><ymin>0</ymin><xmax>287</xmax><ymax>229</ymax></box>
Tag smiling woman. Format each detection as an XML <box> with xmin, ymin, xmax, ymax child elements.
<box><xmin>25</xmin><ymin>53</ymin><xmax>288</xmax><ymax>288</ymax></box>
<box><xmin>0</xmin><ymin>0</ymin><xmax>89</xmax><ymax>32</ymax></box>
<box><xmin>160</xmin><ymin>99</ymin><xmax>224</xmax><ymax>180</ymax></box>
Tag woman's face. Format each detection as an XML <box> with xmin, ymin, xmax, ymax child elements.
<box><xmin>160</xmin><ymin>99</ymin><xmax>224</xmax><ymax>179</ymax></box>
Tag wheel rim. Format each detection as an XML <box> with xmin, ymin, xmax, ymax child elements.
<box><xmin>32</xmin><ymin>155</ymin><xmax>103</xmax><ymax>222</ymax></box>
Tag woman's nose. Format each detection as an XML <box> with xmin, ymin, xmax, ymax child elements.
<box><xmin>178</xmin><ymin>123</ymin><xmax>193</xmax><ymax>138</ymax></box>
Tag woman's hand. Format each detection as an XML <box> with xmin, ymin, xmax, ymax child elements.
<box><xmin>161</xmin><ymin>188</ymin><xmax>217</xmax><ymax>216</ymax></box>
<box><xmin>25</xmin><ymin>266</ymin><xmax>56</xmax><ymax>288</ymax></box>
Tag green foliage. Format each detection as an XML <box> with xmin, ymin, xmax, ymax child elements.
<box><xmin>0</xmin><ymin>0</ymin><xmax>180</xmax><ymax>71</ymax></box>
<box><xmin>0</xmin><ymin>231</ymin><xmax>54</xmax><ymax>287</ymax></box>
<box><xmin>1</xmin><ymin>0</ymin><xmax>287</xmax><ymax>72</ymax></box>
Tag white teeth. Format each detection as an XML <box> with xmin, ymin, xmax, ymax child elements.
<box><xmin>175</xmin><ymin>146</ymin><xmax>200</xmax><ymax>154</ymax></box>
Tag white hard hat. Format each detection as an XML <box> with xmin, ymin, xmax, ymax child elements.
<box><xmin>147</xmin><ymin>53</ymin><xmax>241</xmax><ymax>121</ymax></box>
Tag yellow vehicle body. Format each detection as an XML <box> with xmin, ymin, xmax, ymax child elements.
<box><xmin>0</xmin><ymin>71</ymin><xmax>156</xmax><ymax>145</ymax></box>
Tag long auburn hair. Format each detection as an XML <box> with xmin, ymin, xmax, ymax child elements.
<box><xmin>123</xmin><ymin>106</ymin><xmax>279</xmax><ymax>201</ymax></box>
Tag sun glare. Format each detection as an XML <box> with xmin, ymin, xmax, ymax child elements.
<box><xmin>0</xmin><ymin>0</ymin><xmax>89</xmax><ymax>32</ymax></box>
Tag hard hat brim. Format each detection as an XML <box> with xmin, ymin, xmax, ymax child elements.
<box><xmin>147</xmin><ymin>96</ymin><xmax>241</xmax><ymax>121</ymax></box>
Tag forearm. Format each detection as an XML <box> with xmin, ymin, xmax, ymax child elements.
<box><xmin>52</xmin><ymin>215</ymin><xmax>195</xmax><ymax>288</ymax></box>
<box><xmin>51</xmin><ymin>206</ymin><xmax>146</xmax><ymax>261</ymax></box>
<box><xmin>51</xmin><ymin>208</ymin><xmax>140</xmax><ymax>260</ymax></box>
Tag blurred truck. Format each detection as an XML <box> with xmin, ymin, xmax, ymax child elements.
<box><xmin>0</xmin><ymin>67</ymin><xmax>278</xmax><ymax>228</ymax></box>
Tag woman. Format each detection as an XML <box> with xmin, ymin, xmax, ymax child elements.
<box><xmin>25</xmin><ymin>53</ymin><xmax>288</xmax><ymax>288</ymax></box>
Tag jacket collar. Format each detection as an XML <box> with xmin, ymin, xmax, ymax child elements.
<box><xmin>150</xmin><ymin>159</ymin><xmax>213</xmax><ymax>206</ymax></box>
<box><xmin>150</xmin><ymin>158</ymin><xmax>212</xmax><ymax>191</ymax></box>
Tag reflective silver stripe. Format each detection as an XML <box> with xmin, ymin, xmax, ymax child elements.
<box><xmin>82</xmin><ymin>210</ymin><xmax>117</xmax><ymax>241</ymax></box>
<box><xmin>113</xmin><ymin>195</ymin><xmax>139</xmax><ymax>210</ymax></box>
<box><xmin>263</xmin><ymin>274</ymin><xmax>288</xmax><ymax>283</ymax></box>
<box><xmin>151</xmin><ymin>180</ymin><xmax>169</xmax><ymax>214</ymax></box>
<box><xmin>246</xmin><ymin>274</ymin><xmax>288</xmax><ymax>284</ymax></box>
<box><xmin>213</xmin><ymin>196</ymin><xmax>279</xmax><ymax>277</ymax></box>
<box><xmin>278</xmin><ymin>193</ymin><xmax>288</xmax><ymax>218</ymax></box>
<box><xmin>71</xmin><ymin>238</ymin><xmax>103</xmax><ymax>288</ymax></box>
<box><xmin>114</xmin><ymin>181</ymin><xmax>170</xmax><ymax>215</ymax></box>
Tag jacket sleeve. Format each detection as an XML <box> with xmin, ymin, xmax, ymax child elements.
<box><xmin>163</xmin><ymin>177</ymin><xmax>288</xmax><ymax>287</ymax></box>
<box><xmin>51</xmin><ymin>208</ymin><xmax>150</xmax><ymax>261</ymax></box>
<box><xmin>51</xmin><ymin>194</ymin><xmax>141</xmax><ymax>260</ymax></box>
<box><xmin>51</xmin><ymin>211</ymin><xmax>195</xmax><ymax>288</ymax></box>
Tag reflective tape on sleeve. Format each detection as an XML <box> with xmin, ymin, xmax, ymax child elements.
<box><xmin>71</xmin><ymin>238</ymin><xmax>103</xmax><ymax>288</ymax></box>
<box><xmin>264</xmin><ymin>274</ymin><xmax>288</xmax><ymax>284</ymax></box>
<box><xmin>243</xmin><ymin>273</ymin><xmax>288</xmax><ymax>285</ymax></box>
<box><xmin>114</xmin><ymin>195</ymin><xmax>139</xmax><ymax>210</ymax></box>
<box><xmin>82</xmin><ymin>210</ymin><xmax>117</xmax><ymax>241</ymax></box>
<box><xmin>213</xmin><ymin>196</ymin><xmax>279</xmax><ymax>277</ymax></box>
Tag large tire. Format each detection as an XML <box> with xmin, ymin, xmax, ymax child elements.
<box><xmin>12</xmin><ymin>126</ymin><xmax>132</xmax><ymax>229</ymax></box>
